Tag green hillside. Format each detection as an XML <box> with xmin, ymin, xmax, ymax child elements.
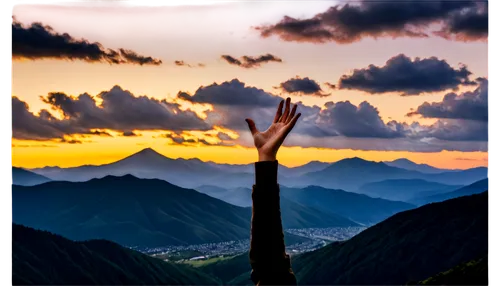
<box><xmin>12</xmin><ymin>224</ymin><xmax>220</xmax><ymax>285</ymax></box>
<box><xmin>293</xmin><ymin>192</ymin><xmax>488</xmax><ymax>285</ymax></box>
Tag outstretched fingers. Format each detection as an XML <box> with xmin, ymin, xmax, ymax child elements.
<box><xmin>245</xmin><ymin>118</ymin><xmax>258</xmax><ymax>135</ymax></box>
<box><xmin>286</xmin><ymin>104</ymin><xmax>297</xmax><ymax>124</ymax></box>
<box><xmin>273</xmin><ymin>100</ymin><xmax>284</xmax><ymax>123</ymax></box>
<box><xmin>279</xmin><ymin>97</ymin><xmax>291</xmax><ymax>123</ymax></box>
<box><xmin>284</xmin><ymin>113</ymin><xmax>301</xmax><ymax>135</ymax></box>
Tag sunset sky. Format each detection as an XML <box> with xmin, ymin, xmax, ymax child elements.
<box><xmin>12</xmin><ymin>1</ymin><xmax>488</xmax><ymax>169</ymax></box>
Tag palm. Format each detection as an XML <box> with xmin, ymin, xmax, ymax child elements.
<box><xmin>245</xmin><ymin>98</ymin><xmax>301</xmax><ymax>161</ymax></box>
<box><xmin>254</xmin><ymin>123</ymin><xmax>287</xmax><ymax>150</ymax></box>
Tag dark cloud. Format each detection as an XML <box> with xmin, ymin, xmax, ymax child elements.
<box><xmin>177</xmin><ymin>79</ymin><xmax>486</xmax><ymax>151</ymax></box>
<box><xmin>13</xmin><ymin>96</ymin><xmax>88</xmax><ymax>141</ymax></box>
<box><xmin>174</xmin><ymin>60</ymin><xmax>205</xmax><ymax>67</ymax></box>
<box><xmin>277</xmin><ymin>77</ymin><xmax>330</xmax><ymax>97</ymax></box>
<box><xmin>122</xmin><ymin>131</ymin><xmax>140</xmax><ymax>137</ymax></box>
<box><xmin>255</xmin><ymin>1</ymin><xmax>486</xmax><ymax>44</ymax></box>
<box><xmin>163</xmin><ymin>132</ymin><xmax>234</xmax><ymax>147</ymax></box>
<box><xmin>408</xmin><ymin>78</ymin><xmax>487</xmax><ymax>121</ymax></box>
<box><xmin>338</xmin><ymin>54</ymin><xmax>476</xmax><ymax>95</ymax></box>
<box><xmin>435</xmin><ymin>4</ymin><xmax>488</xmax><ymax>41</ymax></box>
<box><xmin>221</xmin><ymin>54</ymin><xmax>282</xmax><ymax>68</ymax></box>
<box><xmin>325</xmin><ymin>82</ymin><xmax>336</xmax><ymax>90</ymax></box>
<box><xmin>12</xmin><ymin>20</ymin><xmax>162</xmax><ymax>65</ymax></box>
<box><xmin>178</xmin><ymin>79</ymin><xmax>281</xmax><ymax>107</ymax></box>
<box><xmin>415</xmin><ymin>119</ymin><xmax>487</xmax><ymax>142</ymax></box>
<box><xmin>217</xmin><ymin>132</ymin><xmax>232</xmax><ymax>141</ymax></box>
<box><xmin>13</xmin><ymin>86</ymin><xmax>209</xmax><ymax>142</ymax></box>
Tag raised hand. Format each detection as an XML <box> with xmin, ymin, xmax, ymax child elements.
<box><xmin>245</xmin><ymin>97</ymin><xmax>301</xmax><ymax>162</ymax></box>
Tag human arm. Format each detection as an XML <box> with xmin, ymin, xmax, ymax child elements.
<box><xmin>246</xmin><ymin>98</ymin><xmax>301</xmax><ymax>285</ymax></box>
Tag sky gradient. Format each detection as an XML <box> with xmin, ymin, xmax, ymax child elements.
<box><xmin>12</xmin><ymin>1</ymin><xmax>488</xmax><ymax>169</ymax></box>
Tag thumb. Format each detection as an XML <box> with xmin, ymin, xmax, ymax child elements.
<box><xmin>245</xmin><ymin>118</ymin><xmax>258</xmax><ymax>135</ymax></box>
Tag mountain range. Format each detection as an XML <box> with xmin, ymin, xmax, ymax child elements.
<box><xmin>26</xmin><ymin>148</ymin><xmax>487</xmax><ymax>192</ymax></box>
<box><xmin>12</xmin><ymin>175</ymin><xmax>358</xmax><ymax>248</ymax></box>
<box><xmin>291</xmin><ymin>157</ymin><xmax>487</xmax><ymax>192</ymax></box>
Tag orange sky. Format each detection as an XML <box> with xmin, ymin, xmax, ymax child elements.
<box><xmin>11</xmin><ymin>2</ymin><xmax>488</xmax><ymax>169</ymax></box>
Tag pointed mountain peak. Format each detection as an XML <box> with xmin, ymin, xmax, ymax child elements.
<box><xmin>135</xmin><ymin>147</ymin><xmax>161</xmax><ymax>155</ymax></box>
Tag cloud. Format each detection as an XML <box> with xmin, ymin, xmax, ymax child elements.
<box><xmin>177</xmin><ymin>79</ymin><xmax>486</xmax><ymax>151</ymax></box>
<box><xmin>217</xmin><ymin>132</ymin><xmax>233</xmax><ymax>141</ymax></box>
<box><xmin>255</xmin><ymin>1</ymin><xmax>486</xmax><ymax>44</ymax></box>
<box><xmin>325</xmin><ymin>82</ymin><xmax>336</xmax><ymax>90</ymax></box>
<box><xmin>403</xmin><ymin>78</ymin><xmax>488</xmax><ymax>144</ymax></box>
<box><xmin>178</xmin><ymin>79</ymin><xmax>281</xmax><ymax>107</ymax></box>
<box><xmin>163</xmin><ymin>132</ymin><xmax>235</xmax><ymax>146</ymax></box>
<box><xmin>13</xmin><ymin>96</ymin><xmax>89</xmax><ymax>141</ymax></box>
<box><xmin>276</xmin><ymin>77</ymin><xmax>330</xmax><ymax>97</ymax></box>
<box><xmin>221</xmin><ymin>54</ymin><xmax>282</xmax><ymax>68</ymax></box>
<box><xmin>435</xmin><ymin>4</ymin><xmax>488</xmax><ymax>41</ymax></box>
<box><xmin>122</xmin><ymin>131</ymin><xmax>140</xmax><ymax>137</ymax></box>
<box><xmin>408</xmin><ymin>78</ymin><xmax>487</xmax><ymax>121</ymax></box>
<box><xmin>174</xmin><ymin>60</ymin><xmax>205</xmax><ymax>67</ymax></box>
<box><xmin>12</xmin><ymin>20</ymin><xmax>162</xmax><ymax>65</ymax></box>
<box><xmin>338</xmin><ymin>54</ymin><xmax>477</xmax><ymax>95</ymax></box>
<box><xmin>13</xmin><ymin>86</ymin><xmax>210</xmax><ymax>142</ymax></box>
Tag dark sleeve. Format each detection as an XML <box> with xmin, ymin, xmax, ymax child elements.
<box><xmin>249</xmin><ymin>160</ymin><xmax>297</xmax><ymax>286</ymax></box>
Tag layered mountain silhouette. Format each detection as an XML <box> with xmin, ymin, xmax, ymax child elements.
<box><xmin>384</xmin><ymin>158</ymin><xmax>458</xmax><ymax>174</ymax></box>
<box><xmin>209</xmin><ymin>160</ymin><xmax>329</xmax><ymax>177</ymax></box>
<box><xmin>12</xmin><ymin>167</ymin><xmax>51</xmax><ymax>186</ymax></box>
<box><xmin>12</xmin><ymin>224</ymin><xmax>220</xmax><ymax>285</ymax></box>
<box><xmin>411</xmin><ymin>179</ymin><xmax>488</xmax><ymax>206</ymax></box>
<box><xmin>13</xmin><ymin>175</ymin><xmax>357</xmax><ymax>247</ymax></box>
<box><xmin>358</xmin><ymin>179</ymin><xmax>461</xmax><ymax>201</ymax></box>
<box><xmin>293</xmin><ymin>157</ymin><xmax>487</xmax><ymax>192</ymax></box>
<box><xmin>292</xmin><ymin>192</ymin><xmax>488</xmax><ymax>285</ymax></box>
<box><xmin>197</xmin><ymin>184</ymin><xmax>411</xmax><ymax>225</ymax></box>
<box><xmin>28</xmin><ymin>148</ymin><xmax>487</xmax><ymax>190</ymax></box>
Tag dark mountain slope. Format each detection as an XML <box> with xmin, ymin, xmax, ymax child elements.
<box><xmin>417</xmin><ymin>256</ymin><xmax>487</xmax><ymax>285</ymax></box>
<box><xmin>12</xmin><ymin>167</ymin><xmax>51</xmax><ymax>186</ymax></box>
<box><xmin>12</xmin><ymin>224</ymin><xmax>220</xmax><ymax>285</ymax></box>
<box><xmin>293</xmin><ymin>192</ymin><xmax>488</xmax><ymax>285</ymax></box>
<box><xmin>13</xmin><ymin>175</ymin><xmax>251</xmax><ymax>247</ymax></box>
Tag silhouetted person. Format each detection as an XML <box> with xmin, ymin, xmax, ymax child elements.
<box><xmin>245</xmin><ymin>98</ymin><xmax>301</xmax><ymax>285</ymax></box>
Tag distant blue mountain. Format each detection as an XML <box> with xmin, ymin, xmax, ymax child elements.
<box><xmin>293</xmin><ymin>157</ymin><xmax>487</xmax><ymax>192</ymax></box>
<box><xmin>358</xmin><ymin>179</ymin><xmax>461</xmax><ymax>201</ymax></box>
<box><xmin>384</xmin><ymin>158</ymin><xmax>457</xmax><ymax>174</ymax></box>
<box><xmin>207</xmin><ymin>160</ymin><xmax>329</xmax><ymax>177</ymax></box>
<box><xmin>12</xmin><ymin>167</ymin><xmax>51</xmax><ymax>186</ymax></box>
<box><xmin>411</xmin><ymin>179</ymin><xmax>488</xmax><ymax>206</ymax></box>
